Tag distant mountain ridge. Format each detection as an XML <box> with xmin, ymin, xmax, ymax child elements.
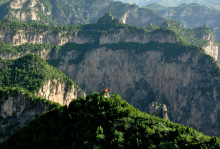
<box><xmin>0</xmin><ymin>0</ymin><xmax>165</xmax><ymax>26</ymax></box>
<box><xmin>145</xmin><ymin>3</ymin><xmax>220</xmax><ymax>42</ymax></box>
<box><xmin>112</xmin><ymin>0</ymin><xmax>220</xmax><ymax>7</ymax></box>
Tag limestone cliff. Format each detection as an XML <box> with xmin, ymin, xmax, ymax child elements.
<box><xmin>36</xmin><ymin>79</ymin><xmax>84</xmax><ymax>106</ymax></box>
<box><xmin>50</xmin><ymin>46</ymin><xmax>220</xmax><ymax>137</ymax></box>
<box><xmin>8</xmin><ymin>0</ymin><xmax>40</xmax><ymax>21</ymax></box>
<box><xmin>0</xmin><ymin>28</ymin><xmax>179</xmax><ymax>46</ymax></box>
<box><xmin>0</xmin><ymin>88</ymin><xmax>60</xmax><ymax>142</ymax></box>
<box><xmin>1</xmin><ymin>0</ymin><xmax>165</xmax><ymax>26</ymax></box>
<box><xmin>148</xmin><ymin>102</ymin><xmax>169</xmax><ymax>120</ymax></box>
<box><xmin>201</xmin><ymin>33</ymin><xmax>219</xmax><ymax>62</ymax></box>
<box><xmin>0</xmin><ymin>29</ymin><xmax>95</xmax><ymax>46</ymax></box>
<box><xmin>203</xmin><ymin>41</ymin><xmax>219</xmax><ymax>61</ymax></box>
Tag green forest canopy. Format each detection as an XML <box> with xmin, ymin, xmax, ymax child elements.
<box><xmin>1</xmin><ymin>93</ymin><xmax>220</xmax><ymax>148</ymax></box>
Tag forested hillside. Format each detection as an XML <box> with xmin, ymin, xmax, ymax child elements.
<box><xmin>1</xmin><ymin>93</ymin><xmax>220</xmax><ymax>148</ymax></box>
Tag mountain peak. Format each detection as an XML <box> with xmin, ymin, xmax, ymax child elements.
<box><xmin>97</xmin><ymin>12</ymin><xmax>120</xmax><ymax>24</ymax></box>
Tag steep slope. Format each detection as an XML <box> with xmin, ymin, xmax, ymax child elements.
<box><xmin>147</xmin><ymin>3</ymin><xmax>220</xmax><ymax>41</ymax></box>
<box><xmin>0</xmin><ymin>54</ymin><xmax>85</xmax><ymax>105</ymax></box>
<box><xmin>0</xmin><ymin>0</ymin><xmax>165</xmax><ymax>26</ymax></box>
<box><xmin>0</xmin><ymin>87</ymin><xmax>61</xmax><ymax>142</ymax></box>
<box><xmin>1</xmin><ymin>93</ymin><xmax>220</xmax><ymax>148</ymax></box>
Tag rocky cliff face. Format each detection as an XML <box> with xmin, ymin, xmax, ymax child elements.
<box><xmin>2</xmin><ymin>0</ymin><xmax>165</xmax><ymax>26</ymax></box>
<box><xmin>0</xmin><ymin>29</ymin><xmax>95</xmax><ymax>46</ymax></box>
<box><xmin>0</xmin><ymin>89</ymin><xmax>59</xmax><ymax>142</ymax></box>
<box><xmin>148</xmin><ymin>102</ymin><xmax>169</xmax><ymax>120</ymax></box>
<box><xmin>1</xmin><ymin>25</ymin><xmax>219</xmax><ymax>64</ymax></box>
<box><xmin>201</xmin><ymin>33</ymin><xmax>219</xmax><ymax>62</ymax></box>
<box><xmin>8</xmin><ymin>0</ymin><xmax>40</xmax><ymax>21</ymax></box>
<box><xmin>0</xmin><ymin>28</ymin><xmax>179</xmax><ymax>46</ymax></box>
<box><xmin>36</xmin><ymin>79</ymin><xmax>84</xmax><ymax>106</ymax></box>
<box><xmin>203</xmin><ymin>41</ymin><xmax>219</xmax><ymax>61</ymax></box>
<box><xmin>50</xmin><ymin>47</ymin><xmax>220</xmax><ymax>137</ymax></box>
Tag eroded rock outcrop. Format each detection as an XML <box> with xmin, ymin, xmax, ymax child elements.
<box><xmin>203</xmin><ymin>41</ymin><xmax>219</xmax><ymax>61</ymax></box>
<box><xmin>0</xmin><ymin>27</ymin><xmax>179</xmax><ymax>46</ymax></box>
<box><xmin>1</xmin><ymin>0</ymin><xmax>165</xmax><ymax>26</ymax></box>
<box><xmin>148</xmin><ymin>102</ymin><xmax>169</xmax><ymax>120</ymax></box>
<box><xmin>36</xmin><ymin>79</ymin><xmax>84</xmax><ymax>106</ymax></box>
<box><xmin>0</xmin><ymin>89</ymin><xmax>59</xmax><ymax>142</ymax></box>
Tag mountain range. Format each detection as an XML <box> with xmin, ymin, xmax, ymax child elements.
<box><xmin>0</xmin><ymin>13</ymin><xmax>219</xmax><ymax>138</ymax></box>
<box><xmin>145</xmin><ymin>3</ymin><xmax>220</xmax><ymax>42</ymax></box>
<box><xmin>112</xmin><ymin>0</ymin><xmax>220</xmax><ymax>7</ymax></box>
<box><xmin>0</xmin><ymin>0</ymin><xmax>220</xmax><ymax>147</ymax></box>
<box><xmin>0</xmin><ymin>0</ymin><xmax>164</xmax><ymax>26</ymax></box>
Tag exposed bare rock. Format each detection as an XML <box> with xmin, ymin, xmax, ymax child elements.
<box><xmin>0</xmin><ymin>90</ymin><xmax>59</xmax><ymax>142</ymax></box>
<box><xmin>0</xmin><ymin>27</ymin><xmax>179</xmax><ymax>46</ymax></box>
<box><xmin>3</xmin><ymin>0</ymin><xmax>165</xmax><ymax>26</ymax></box>
<box><xmin>36</xmin><ymin>79</ymin><xmax>84</xmax><ymax>106</ymax></box>
<box><xmin>148</xmin><ymin>102</ymin><xmax>169</xmax><ymax>120</ymax></box>
<box><xmin>51</xmin><ymin>47</ymin><xmax>220</xmax><ymax>137</ymax></box>
<box><xmin>203</xmin><ymin>42</ymin><xmax>219</xmax><ymax>61</ymax></box>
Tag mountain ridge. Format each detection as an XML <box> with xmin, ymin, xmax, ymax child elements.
<box><xmin>0</xmin><ymin>0</ymin><xmax>165</xmax><ymax>26</ymax></box>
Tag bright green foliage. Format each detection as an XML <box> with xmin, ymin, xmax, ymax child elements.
<box><xmin>0</xmin><ymin>18</ymin><xmax>148</xmax><ymax>35</ymax></box>
<box><xmin>0</xmin><ymin>54</ymin><xmax>78</xmax><ymax>93</ymax></box>
<box><xmin>1</xmin><ymin>93</ymin><xmax>220</xmax><ymax>148</ymax></box>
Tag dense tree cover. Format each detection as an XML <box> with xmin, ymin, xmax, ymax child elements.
<box><xmin>0</xmin><ymin>93</ymin><xmax>220</xmax><ymax>148</ymax></box>
<box><xmin>157</xmin><ymin>20</ymin><xmax>213</xmax><ymax>47</ymax></box>
<box><xmin>0</xmin><ymin>18</ymin><xmax>149</xmax><ymax>35</ymax></box>
<box><xmin>103</xmin><ymin>42</ymin><xmax>202</xmax><ymax>61</ymax></box>
<box><xmin>0</xmin><ymin>54</ymin><xmax>80</xmax><ymax>93</ymax></box>
<box><xmin>0</xmin><ymin>42</ymin><xmax>56</xmax><ymax>54</ymax></box>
